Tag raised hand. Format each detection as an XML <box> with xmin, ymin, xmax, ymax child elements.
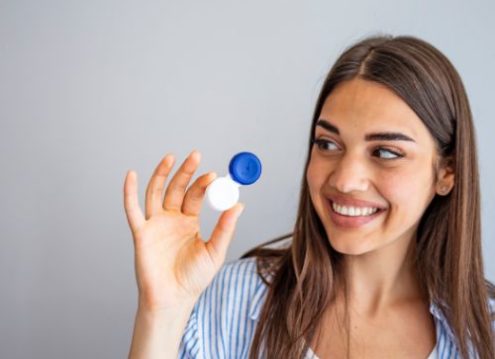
<box><xmin>123</xmin><ymin>150</ymin><xmax>244</xmax><ymax>312</ymax></box>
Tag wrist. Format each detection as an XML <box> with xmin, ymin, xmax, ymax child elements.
<box><xmin>137</xmin><ymin>297</ymin><xmax>197</xmax><ymax>317</ymax></box>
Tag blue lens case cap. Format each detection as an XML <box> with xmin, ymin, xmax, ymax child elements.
<box><xmin>228</xmin><ymin>152</ymin><xmax>262</xmax><ymax>185</ymax></box>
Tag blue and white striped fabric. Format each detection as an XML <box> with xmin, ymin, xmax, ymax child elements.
<box><xmin>178</xmin><ymin>256</ymin><xmax>494</xmax><ymax>359</ymax></box>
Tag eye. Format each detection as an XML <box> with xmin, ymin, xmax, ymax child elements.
<box><xmin>372</xmin><ymin>147</ymin><xmax>404</xmax><ymax>160</ymax></box>
<box><xmin>313</xmin><ymin>138</ymin><xmax>339</xmax><ymax>152</ymax></box>
<box><xmin>313</xmin><ymin>138</ymin><xmax>404</xmax><ymax>161</ymax></box>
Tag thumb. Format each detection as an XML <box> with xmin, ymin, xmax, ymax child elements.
<box><xmin>206</xmin><ymin>203</ymin><xmax>245</xmax><ymax>265</ymax></box>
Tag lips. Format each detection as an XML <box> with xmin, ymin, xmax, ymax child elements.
<box><xmin>327</xmin><ymin>193</ymin><xmax>387</xmax><ymax>210</ymax></box>
<box><xmin>326</xmin><ymin>199</ymin><xmax>386</xmax><ymax>229</ymax></box>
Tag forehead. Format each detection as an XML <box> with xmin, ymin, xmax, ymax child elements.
<box><xmin>318</xmin><ymin>78</ymin><xmax>429</xmax><ymax>141</ymax></box>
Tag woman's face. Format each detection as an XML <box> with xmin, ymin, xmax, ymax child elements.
<box><xmin>307</xmin><ymin>77</ymin><xmax>452</xmax><ymax>255</ymax></box>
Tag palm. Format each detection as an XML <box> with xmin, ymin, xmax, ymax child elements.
<box><xmin>133</xmin><ymin>213</ymin><xmax>215</xmax><ymax>307</ymax></box>
<box><xmin>124</xmin><ymin>151</ymin><xmax>244</xmax><ymax>311</ymax></box>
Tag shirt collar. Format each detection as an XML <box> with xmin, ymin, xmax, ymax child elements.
<box><xmin>248</xmin><ymin>278</ymin><xmax>269</xmax><ymax>321</ymax></box>
<box><xmin>429</xmin><ymin>299</ymin><xmax>457</xmax><ymax>344</ymax></box>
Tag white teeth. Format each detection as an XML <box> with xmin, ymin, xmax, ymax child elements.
<box><xmin>331</xmin><ymin>202</ymin><xmax>379</xmax><ymax>217</ymax></box>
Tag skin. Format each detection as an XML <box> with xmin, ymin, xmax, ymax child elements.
<box><xmin>306</xmin><ymin>77</ymin><xmax>454</xmax><ymax>357</ymax></box>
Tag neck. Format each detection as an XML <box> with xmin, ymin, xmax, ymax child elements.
<box><xmin>339</xmin><ymin>232</ymin><xmax>426</xmax><ymax>317</ymax></box>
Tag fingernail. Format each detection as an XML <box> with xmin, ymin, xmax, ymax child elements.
<box><xmin>164</xmin><ymin>154</ymin><xmax>174</xmax><ymax>164</ymax></box>
<box><xmin>190</xmin><ymin>149</ymin><xmax>200</xmax><ymax>158</ymax></box>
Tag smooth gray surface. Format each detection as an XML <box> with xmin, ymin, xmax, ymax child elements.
<box><xmin>1</xmin><ymin>1</ymin><xmax>494</xmax><ymax>358</ymax></box>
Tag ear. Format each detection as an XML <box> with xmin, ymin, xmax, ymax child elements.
<box><xmin>435</xmin><ymin>157</ymin><xmax>455</xmax><ymax>196</ymax></box>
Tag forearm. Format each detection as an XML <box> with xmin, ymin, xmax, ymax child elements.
<box><xmin>128</xmin><ymin>301</ymin><xmax>196</xmax><ymax>359</ymax></box>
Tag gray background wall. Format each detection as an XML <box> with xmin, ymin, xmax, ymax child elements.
<box><xmin>1</xmin><ymin>0</ymin><xmax>494</xmax><ymax>358</ymax></box>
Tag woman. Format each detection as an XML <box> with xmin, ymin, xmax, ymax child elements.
<box><xmin>124</xmin><ymin>35</ymin><xmax>495</xmax><ymax>359</ymax></box>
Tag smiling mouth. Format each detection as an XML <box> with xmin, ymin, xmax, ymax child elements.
<box><xmin>329</xmin><ymin>200</ymin><xmax>386</xmax><ymax>217</ymax></box>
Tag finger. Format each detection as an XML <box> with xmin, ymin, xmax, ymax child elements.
<box><xmin>145</xmin><ymin>154</ymin><xmax>175</xmax><ymax>219</ymax></box>
<box><xmin>123</xmin><ymin>170</ymin><xmax>146</xmax><ymax>233</ymax></box>
<box><xmin>163</xmin><ymin>150</ymin><xmax>201</xmax><ymax>212</ymax></box>
<box><xmin>182</xmin><ymin>172</ymin><xmax>217</xmax><ymax>216</ymax></box>
<box><xmin>205</xmin><ymin>203</ymin><xmax>245</xmax><ymax>264</ymax></box>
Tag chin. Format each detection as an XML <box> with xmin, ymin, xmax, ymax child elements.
<box><xmin>326</xmin><ymin>232</ymin><xmax>377</xmax><ymax>256</ymax></box>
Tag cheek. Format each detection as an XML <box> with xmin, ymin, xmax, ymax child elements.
<box><xmin>376</xmin><ymin>172</ymin><xmax>408</xmax><ymax>203</ymax></box>
<box><xmin>306</xmin><ymin>159</ymin><xmax>327</xmax><ymax>202</ymax></box>
<box><xmin>306</xmin><ymin>155</ymin><xmax>329</xmax><ymax>186</ymax></box>
<box><xmin>377</xmin><ymin>166</ymin><xmax>435</xmax><ymax>215</ymax></box>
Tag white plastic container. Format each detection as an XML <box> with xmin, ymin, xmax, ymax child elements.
<box><xmin>205</xmin><ymin>152</ymin><xmax>262</xmax><ymax>211</ymax></box>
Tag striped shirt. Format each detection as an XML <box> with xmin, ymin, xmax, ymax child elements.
<box><xmin>178</xmin><ymin>256</ymin><xmax>494</xmax><ymax>358</ymax></box>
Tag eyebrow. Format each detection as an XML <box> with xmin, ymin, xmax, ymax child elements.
<box><xmin>316</xmin><ymin>119</ymin><xmax>416</xmax><ymax>142</ymax></box>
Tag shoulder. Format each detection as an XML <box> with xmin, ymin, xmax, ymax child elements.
<box><xmin>213</xmin><ymin>256</ymin><xmax>264</xmax><ymax>292</ymax></box>
<box><xmin>178</xmin><ymin>256</ymin><xmax>269</xmax><ymax>358</ymax></box>
<box><xmin>487</xmin><ymin>284</ymin><xmax>495</xmax><ymax>328</ymax></box>
<box><xmin>197</xmin><ymin>256</ymin><xmax>268</xmax><ymax>321</ymax></box>
<box><xmin>489</xmin><ymin>296</ymin><xmax>495</xmax><ymax>327</ymax></box>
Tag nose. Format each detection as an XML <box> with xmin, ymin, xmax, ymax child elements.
<box><xmin>328</xmin><ymin>152</ymin><xmax>370</xmax><ymax>193</ymax></box>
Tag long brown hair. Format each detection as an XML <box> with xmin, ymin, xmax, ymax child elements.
<box><xmin>241</xmin><ymin>34</ymin><xmax>495</xmax><ymax>359</ymax></box>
